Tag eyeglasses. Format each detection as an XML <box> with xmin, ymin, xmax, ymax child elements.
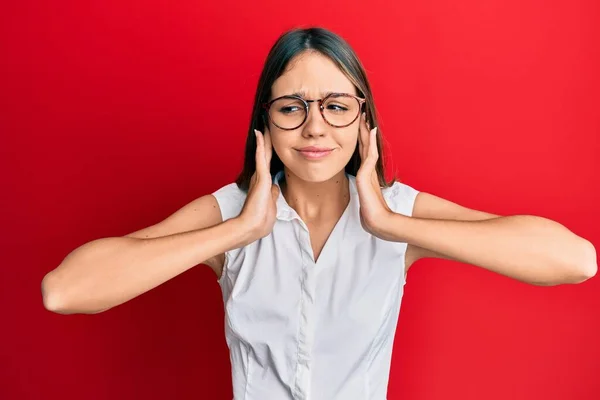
<box><xmin>262</xmin><ymin>92</ymin><xmax>366</xmax><ymax>130</ymax></box>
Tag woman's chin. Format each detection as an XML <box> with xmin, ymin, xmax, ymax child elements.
<box><xmin>283</xmin><ymin>163</ymin><xmax>348</xmax><ymax>184</ymax></box>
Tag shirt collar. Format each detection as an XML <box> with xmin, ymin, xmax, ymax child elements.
<box><xmin>272</xmin><ymin>169</ymin><xmax>357</xmax><ymax>221</ymax></box>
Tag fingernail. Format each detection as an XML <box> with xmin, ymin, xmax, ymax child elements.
<box><xmin>372</xmin><ymin>127</ymin><xmax>377</xmax><ymax>135</ymax></box>
<box><xmin>254</xmin><ymin>129</ymin><xmax>259</xmax><ymax>137</ymax></box>
<box><xmin>362</xmin><ymin>112</ymin><xmax>366</xmax><ymax>120</ymax></box>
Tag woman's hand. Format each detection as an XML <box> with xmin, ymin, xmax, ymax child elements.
<box><xmin>355</xmin><ymin>112</ymin><xmax>394</xmax><ymax>238</ymax></box>
<box><xmin>238</xmin><ymin>127</ymin><xmax>280</xmax><ymax>242</ymax></box>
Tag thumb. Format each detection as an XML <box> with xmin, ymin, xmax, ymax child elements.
<box><xmin>254</xmin><ymin>129</ymin><xmax>267</xmax><ymax>176</ymax></box>
<box><xmin>271</xmin><ymin>184</ymin><xmax>280</xmax><ymax>202</ymax></box>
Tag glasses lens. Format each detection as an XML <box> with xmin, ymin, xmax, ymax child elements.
<box><xmin>322</xmin><ymin>94</ymin><xmax>360</xmax><ymax>127</ymax></box>
<box><xmin>269</xmin><ymin>97</ymin><xmax>306</xmax><ymax>129</ymax></box>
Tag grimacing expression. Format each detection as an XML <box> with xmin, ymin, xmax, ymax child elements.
<box><xmin>268</xmin><ymin>52</ymin><xmax>361</xmax><ymax>183</ymax></box>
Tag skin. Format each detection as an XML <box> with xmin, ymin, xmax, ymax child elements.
<box><xmin>41</xmin><ymin>52</ymin><xmax>595</xmax><ymax>317</ymax></box>
<box><xmin>246</xmin><ymin>50</ymin><xmax>390</xmax><ymax>266</ymax></box>
<box><xmin>263</xmin><ymin>51</ymin><xmax>373</xmax><ymax>227</ymax></box>
<box><xmin>249</xmin><ymin>51</ymin><xmax>597</xmax><ymax>284</ymax></box>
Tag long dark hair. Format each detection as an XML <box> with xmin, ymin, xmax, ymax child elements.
<box><xmin>235</xmin><ymin>27</ymin><xmax>397</xmax><ymax>191</ymax></box>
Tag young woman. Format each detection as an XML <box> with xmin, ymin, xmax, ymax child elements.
<box><xmin>42</xmin><ymin>27</ymin><xmax>596</xmax><ymax>399</ymax></box>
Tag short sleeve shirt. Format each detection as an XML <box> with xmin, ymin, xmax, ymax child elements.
<box><xmin>211</xmin><ymin>170</ymin><xmax>419</xmax><ymax>400</ymax></box>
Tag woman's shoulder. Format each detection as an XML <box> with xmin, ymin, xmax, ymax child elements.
<box><xmin>212</xmin><ymin>181</ymin><xmax>247</xmax><ymax>198</ymax></box>
<box><xmin>211</xmin><ymin>182</ymin><xmax>248</xmax><ymax>222</ymax></box>
<box><xmin>381</xmin><ymin>179</ymin><xmax>420</xmax><ymax>217</ymax></box>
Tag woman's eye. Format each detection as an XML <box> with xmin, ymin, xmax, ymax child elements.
<box><xmin>327</xmin><ymin>104</ymin><xmax>348</xmax><ymax>112</ymax></box>
<box><xmin>280</xmin><ymin>106</ymin><xmax>301</xmax><ymax>114</ymax></box>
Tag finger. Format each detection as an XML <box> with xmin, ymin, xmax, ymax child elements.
<box><xmin>263</xmin><ymin>125</ymin><xmax>273</xmax><ymax>168</ymax></box>
<box><xmin>254</xmin><ymin>129</ymin><xmax>266</xmax><ymax>176</ymax></box>
<box><xmin>366</xmin><ymin>127</ymin><xmax>379</xmax><ymax>168</ymax></box>
<box><xmin>370</xmin><ymin>127</ymin><xmax>379</xmax><ymax>156</ymax></box>
<box><xmin>358</xmin><ymin>112</ymin><xmax>364</xmax><ymax>149</ymax></box>
<box><xmin>358</xmin><ymin>112</ymin><xmax>368</xmax><ymax>161</ymax></box>
<box><xmin>357</xmin><ymin>120</ymin><xmax>363</xmax><ymax>158</ymax></box>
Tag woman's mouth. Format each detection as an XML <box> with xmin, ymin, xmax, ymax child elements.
<box><xmin>296</xmin><ymin>149</ymin><xmax>334</xmax><ymax>160</ymax></box>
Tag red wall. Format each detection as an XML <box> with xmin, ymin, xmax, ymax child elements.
<box><xmin>2</xmin><ymin>1</ymin><xmax>599</xmax><ymax>399</ymax></box>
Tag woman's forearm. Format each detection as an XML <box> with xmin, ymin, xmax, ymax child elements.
<box><xmin>381</xmin><ymin>214</ymin><xmax>596</xmax><ymax>285</ymax></box>
<box><xmin>41</xmin><ymin>217</ymin><xmax>252</xmax><ymax>314</ymax></box>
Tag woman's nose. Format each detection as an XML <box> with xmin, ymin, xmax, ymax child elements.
<box><xmin>302</xmin><ymin>102</ymin><xmax>327</xmax><ymax>136</ymax></box>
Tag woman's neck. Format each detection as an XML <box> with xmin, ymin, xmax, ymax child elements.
<box><xmin>279</xmin><ymin>169</ymin><xmax>350</xmax><ymax>222</ymax></box>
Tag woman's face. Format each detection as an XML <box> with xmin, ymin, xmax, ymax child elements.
<box><xmin>268</xmin><ymin>51</ymin><xmax>360</xmax><ymax>183</ymax></box>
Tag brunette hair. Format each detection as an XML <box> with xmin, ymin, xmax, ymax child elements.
<box><xmin>235</xmin><ymin>27</ymin><xmax>397</xmax><ymax>190</ymax></box>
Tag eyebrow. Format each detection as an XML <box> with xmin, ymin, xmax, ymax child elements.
<box><xmin>288</xmin><ymin>90</ymin><xmax>336</xmax><ymax>98</ymax></box>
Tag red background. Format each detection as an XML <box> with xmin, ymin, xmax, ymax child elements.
<box><xmin>2</xmin><ymin>1</ymin><xmax>599</xmax><ymax>399</ymax></box>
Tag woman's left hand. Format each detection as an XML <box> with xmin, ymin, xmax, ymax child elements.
<box><xmin>355</xmin><ymin>112</ymin><xmax>394</xmax><ymax>238</ymax></box>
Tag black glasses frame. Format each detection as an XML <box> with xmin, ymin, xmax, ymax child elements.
<box><xmin>262</xmin><ymin>92</ymin><xmax>367</xmax><ymax>130</ymax></box>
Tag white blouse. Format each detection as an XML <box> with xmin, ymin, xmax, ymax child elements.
<box><xmin>211</xmin><ymin>169</ymin><xmax>420</xmax><ymax>400</ymax></box>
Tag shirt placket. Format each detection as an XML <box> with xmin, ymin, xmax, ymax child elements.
<box><xmin>292</xmin><ymin>218</ymin><xmax>317</xmax><ymax>400</ymax></box>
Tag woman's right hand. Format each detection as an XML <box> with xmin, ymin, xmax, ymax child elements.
<box><xmin>238</xmin><ymin>127</ymin><xmax>280</xmax><ymax>241</ymax></box>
